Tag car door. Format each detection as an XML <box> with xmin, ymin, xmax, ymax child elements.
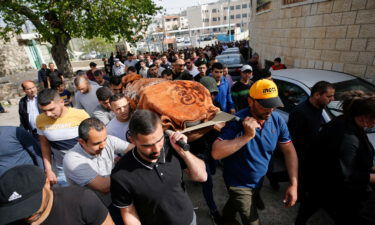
<box><xmin>272</xmin><ymin>78</ymin><xmax>309</xmax><ymax>123</ymax></box>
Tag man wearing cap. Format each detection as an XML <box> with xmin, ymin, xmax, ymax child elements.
<box><xmin>231</xmin><ymin>65</ymin><xmax>254</xmax><ymax>111</ymax></box>
<box><xmin>0</xmin><ymin>165</ymin><xmax>114</xmax><ymax>225</ymax></box>
<box><xmin>212</xmin><ymin>79</ymin><xmax>298</xmax><ymax>225</ymax></box>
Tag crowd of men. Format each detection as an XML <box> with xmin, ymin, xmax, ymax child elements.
<box><xmin>0</xmin><ymin>41</ymin><xmax>374</xmax><ymax>225</ymax></box>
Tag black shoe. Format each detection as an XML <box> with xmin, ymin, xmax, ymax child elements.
<box><xmin>210</xmin><ymin>210</ymin><xmax>224</xmax><ymax>225</ymax></box>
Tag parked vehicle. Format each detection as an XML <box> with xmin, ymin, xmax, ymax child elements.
<box><xmin>221</xmin><ymin>47</ymin><xmax>240</xmax><ymax>55</ymax></box>
<box><xmin>271</xmin><ymin>68</ymin><xmax>375</xmax><ymax>145</ymax></box>
<box><xmin>216</xmin><ymin>53</ymin><xmax>246</xmax><ymax>79</ymax></box>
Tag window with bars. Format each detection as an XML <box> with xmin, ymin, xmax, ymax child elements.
<box><xmin>283</xmin><ymin>0</ymin><xmax>307</xmax><ymax>5</ymax></box>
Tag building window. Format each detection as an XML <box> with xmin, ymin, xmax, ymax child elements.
<box><xmin>257</xmin><ymin>0</ymin><xmax>271</xmax><ymax>13</ymax></box>
<box><xmin>283</xmin><ymin>0</ymin><xmax>307</xmax><ymax>4</ymax></box>
<box><xmin>224</xmin><ymin>16</ymin><xmax>227</xmax><ymax>20</ymax></box>
<box><xmin>213</xmin><ymin>28</ymin><xmax>218</xmax><ymax>32</ymax></box>
<box><xmin>236</xmin><ymin>5</ymin><xmax>241</xmax><ymax>9</ymax></box>
<box><xmin>242</xmin><ymin>4</ymin><xmax>247</xmax><ymax>8</ymax></box>
<box><xmin>166</xmin><ymin>19</ymin><xmax>170</xmax><ymax>22</ymax></box>
<box><xmin>230</xmin><ymin>15</ymin><xmax>234</xmax><ymax>19</ymax></box>
<box><xmin>173</xmin><ymin>18</ymin><xmax>177</xmax><ymax>21</ymax></box>
<box><xmin>218</xmin><ymin>17</ymin><xmax>220</xmax><ymax>21</ymax></box>
<box><xmin>212</xmin><ymin>9</ymin><xmax>217</xmax><ymax>13</ymax></box>
<box><xmin>213</xmin><ymin>17</ymin><xmax>217</xmax><ymax>21</ymax></box>
<box><xmin>242</xmin><ymin>13</ymin><xmax>247</xmax><ymax>18</ymax></box>
<box><xmin>236</xmin><ymin>23</ymin><xmax>241</xmax><ymax>27</ymax></box>
<box><xmin>230</xmin><ymin>6</ymin><xmax>234</xmax><ymax>10</ymax></box>
<box><xmin>236</xmin><ymin>14</ymin><xmax>241</xmax><ymax>18</ymax></box>
<box><xmin>224</xmin><ymin>7</ymin><xmax>228</xmax><ymax>10</ymax></box>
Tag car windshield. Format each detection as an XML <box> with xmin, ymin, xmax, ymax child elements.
<box><xmin>327</xmin><ymin>78</ymin><xmax>375</xmax><ymax>118</ymax></box>
<box><xmin>217</xmin><ymin>56</ymin><xmax>243</xmax><ymax>65</ymax></box>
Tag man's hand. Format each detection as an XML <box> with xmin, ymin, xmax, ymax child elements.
<box><xmin>242</xmin><ymin>117</ymin><xmax>261</xmax><ymax>139</ymax></box>
<box><xmin>45</xmin><ymin>169</ymin><xmax>57</xmax><ymax>185</ymax></box>
<box><xmin>283</xmin><ymin>184</ymin><xmax>298</xmax><ymax>207</ymax></box>
<box><xmin>169</xmin><ymin>131</ymin><xmax>188</xmax><ymax>154</ymax></box>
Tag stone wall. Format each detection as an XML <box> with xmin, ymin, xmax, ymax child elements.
<box><xmin>249</xmin><ymin>0</ymin><xmax>375</xmax><ymax>83</ymax></box>
<box><xmin>0</xmin><ymin>36</ymin><xmax>33</xmax><ymax>77</ymax></box>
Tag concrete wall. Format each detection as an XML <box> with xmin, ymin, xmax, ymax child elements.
<box><xmin>249</xmin><ymin>0</ymin><xmax>375</xmax><ymax>83</ymax></box>
<box><xmin>0</xmin><ymin>36</ymin><xmax>32</xmax><ymax>77</ymax></box>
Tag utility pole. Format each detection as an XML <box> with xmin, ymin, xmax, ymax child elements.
<box><xmin>227</xmin><ymin>0</ymin><xmax>231</xmax><ymax>42</ymax></box>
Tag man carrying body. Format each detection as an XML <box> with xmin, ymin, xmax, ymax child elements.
<box><xmin>74</xmin><ymin>75</ymin><xmax>100</xmax><ymax>116</ymax></box>
<box><xmin>111</xmin><ymin>109</ymin><xmax>207</xmax><ymax>225</ymax></box>
<box><xmin>194</xmin><ymin>63</ymin><xmax>207</xmax><ymax>82</ymax></box>
<box><xmin>19</xmin><ymin>80</ymin><xmax>40</xmax><ymax>138</ymax></box>
<box><xmin>106</xmin><ymin>94</ymin><xmax>131</xmax><ymax>141</ymax></box>
<box><xmin>212</xmin><ymin>79</ymin><xmax>298</xmax><ymax>225</ymax></box>
<box><xmin>36</xmin><ymin>89</ymin><xmax>89</xmax><ymax>186</ymax></box>
<box><xmin>93</xmin><ymin>87</ymin><xmax>115</xmax><ymax>125</ymax></box>
<box><xmin>63</xmin><ymin>118</ymin><xmax>133</xmax><ymax>206</ymax></box>
<box><xmin>0</xmin><ymin>165</ymin><xmax>114</xmax><ymax>225</ymax></box>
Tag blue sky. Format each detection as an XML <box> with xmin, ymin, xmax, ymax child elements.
<box><xmin>154</xmin><ymin>0</ymin><xmax>219</xmax><ymax>14</ymax></box>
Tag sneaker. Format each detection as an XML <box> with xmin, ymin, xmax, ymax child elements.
<box><xmin>209</xmin><ymin>210</ymin><xmax>224</xmax><ymax>225</ymax></box>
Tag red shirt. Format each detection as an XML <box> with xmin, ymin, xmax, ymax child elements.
<box><xmin>271</xmin><ymin>64</ymin><xmax>286</xmax><ymax>70</ymax></box>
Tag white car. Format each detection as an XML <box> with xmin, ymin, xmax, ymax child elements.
<box><xmin>271</xmin><ymin>68</ymin><xmax>375</xmax><ymax>145</ymax></box>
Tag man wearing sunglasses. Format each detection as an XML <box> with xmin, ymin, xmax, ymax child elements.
<box><xmin>111</xmin><ymin>110</ymin><xmax>207</xmax><ymax>225</ymax></box>
<box><xmin>172</xmin><ymin>59</ymin><xmax>193</xmax><ymax>80</ymax></box>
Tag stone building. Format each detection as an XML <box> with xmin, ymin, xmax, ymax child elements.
<box><xmin>249</xmin><ymin>0</ymin><xmax>375</xmax><ymax>83</ymax></box>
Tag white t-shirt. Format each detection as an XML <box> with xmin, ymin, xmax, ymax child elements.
<box><xmin>106</xmin><ymin>117</ymin><xmax>129</xmax><ymax>141</ymax></box>
<box><xmin>188</xmin><ymin>66</ymin><xmax>199</xmax><ymax>77</ymax></box>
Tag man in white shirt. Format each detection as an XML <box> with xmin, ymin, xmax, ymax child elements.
<box><xmin>124</xmin><ymin>54</ymin><xmax>138</xmax><ymax>68</ymax></box>
<box><xmin>185</xmin><ymin>58</ymin><xmax>199</xmax><ymax>77</ymax></box>
<box><xmin>19</xmin><ymin>80</ymin><xmax>40</xmax><ymax>137</ymax></box>
<box><xmin>106</xmin><ymin>94</ymin><xmax>131</xmax><ymax>141</ymax></box>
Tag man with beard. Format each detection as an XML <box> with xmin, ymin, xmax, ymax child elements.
<box><xmin>63</xmin><ymin>118</ymin><xmax>133</xmax><ymax>206</ymax></box>
<box><xmin>172</xmin><ymin>59</ymin><xmax>193</xmax><ymax>80</ymax></box>
<box><xmin>36</xmin><ymin>89</ymin><xmax>89</xmax><ymax>186</ymax></box>
<box><xmin>111</xmin><ymin>110</ymin><xmax>207</xmax><ymax>225</ymax></box>
<box><xmin>93</xmin><ymin>87</ymin><xmax>115</xmax><ymax>125</ymax></box>
<box><xmin>106</xmin><ymin>94</ymin><xmax>132</xmax><ymax>141</ymax></box>
<box><xmin>212</xmin><ymin>79</ymin><xmax>298</xmax><ymax>225</ymax></box>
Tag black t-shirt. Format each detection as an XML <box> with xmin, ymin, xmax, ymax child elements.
<box><xmin>46</xmin><ymin>69</ymin><xmax>62</xmax><ymax>84</ymax></box>
<box><xmin>42</xmin><ymin>186</ymin><xmax>108</xmax><ymax>225</ymax></box>
<box><xmin>231</xmin><ymin>81</ymin><xmax>252</xmax><ymax>111</ymax></box>
<box><xmin>111</xmin><ymin>138</ymin><xmax>194</xmax><ymax>225</ymax></box>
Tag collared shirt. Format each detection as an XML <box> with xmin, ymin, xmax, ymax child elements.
<box><xmin>27</xmin><ymin>96</ymin><xmax>39</xmax><ymax>130</ymax></box>
<box><xmin>218</xmin><ymin>107</ymin><xmax>291</xmax><ymax>188</ymax></box>
<box><xmin>111</xmin><ymin>138</ymin><xmax>194</xmax><ymax>225</ymax></box>
<box><xmin>63</xmin><ymin>135</ymin><xmax>129</xmax><ymax>186</ymax></box>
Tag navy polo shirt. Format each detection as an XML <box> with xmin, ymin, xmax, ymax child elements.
<box><xmin>218</xmin><ymin>107</ymin><xmax>291</xmax><ymax>189</ymax></box>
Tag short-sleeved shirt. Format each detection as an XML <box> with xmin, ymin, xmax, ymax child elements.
<box><xmin>74</xmin><ymin>85</ymin><xmax>100</xmax><ymax>116</ymax></box>
<box><xmin>111</xmin><ymin>138</ymin><xmax>194</xmax><ymax>225</ymax></box>
<box><xmin>106</xmin><ymin>117</ymin><xmax>129</xmax><ymax>141</ymax></box>
<box><xmin>42</xmin><ymin>186</ymin><xmax>108</xmax><ymax>225</ymax></box>
<box><xmin>218</xmin><ymin>107</ymin><xmax>291</xmax><ymax>188</ymax></box>
<box><xmin>59</xmin><ymin>90</ymin><xmax>72</xmax><ymax>106</ymax></box>
<box><xmin>92</xmin><ymin>104</ymin><xmax>115</xmax><ymax>125</ymax></box>
<box><xmin>36</xmin><ymin>108</ymin><xmax>89</xmax><ymax>169</ymax></box>
<box><xmin>63</xmin><ymin>135</ymin><xmax>129</xmax><ymax>186</ymax></box>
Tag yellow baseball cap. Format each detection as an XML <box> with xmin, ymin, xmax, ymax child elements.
<box><xmin>249</xmin><ymin>79</ymin><xmax>284</xmax><ymax>108</ymax></box>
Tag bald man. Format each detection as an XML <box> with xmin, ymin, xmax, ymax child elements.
<box><xmin>74</xmin><ymin>75</ymin><xmax>100</xmax><ymax>116</ymax></box>
<box><xmin>19</xmin><ymin>80</ymin><xmax>41</xmax><ymax>137</ymax></box>
<box><xmin>172</xmin><ymin>59</ymin><xmax>193</xmax><ymax>80</ymax></box>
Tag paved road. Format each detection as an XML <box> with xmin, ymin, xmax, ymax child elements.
<box><xmin>0</xmin><ymin>103</ymin><xmax>333</xmax><ymax>225</ymax></box>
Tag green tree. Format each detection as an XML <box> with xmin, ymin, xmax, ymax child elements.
<box><xmin>0</xmin><ymin>0</ymin><xmax>161</xmax><ymax>76</ymax></box>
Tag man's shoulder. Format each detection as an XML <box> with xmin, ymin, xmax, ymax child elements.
<box><xmin>66</xmin><ymin>107</ymin><xmax>90</xmax><ymax>119</ymax></box>
<box><xmin>36</xmin><ymin>113</ymin><xmax>50</xmax><ymax>128</ymax></box>
<box><xmin>112</xmin><ymin>151</ymin><xmax>137</xmax><ymax>176</ymax></box>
